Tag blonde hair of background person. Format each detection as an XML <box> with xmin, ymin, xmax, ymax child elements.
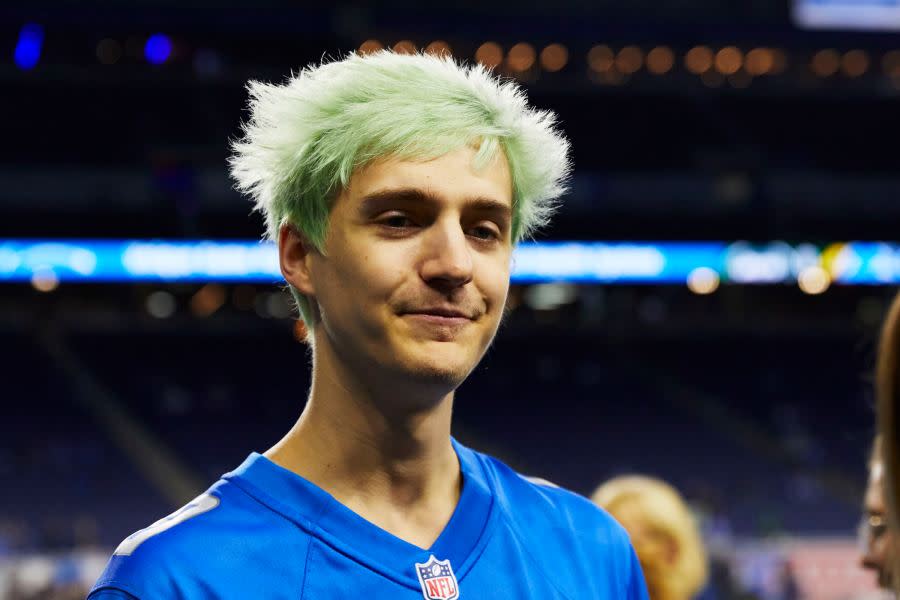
<box><xmin>876</xmin><ymin>292</ymin><xmax>900</xmax><ymax>592</ymax></box>
<box><xmin>593</xmin><ymin>476</ymin><xmax>708</xmax><ymax>600</ymax></box>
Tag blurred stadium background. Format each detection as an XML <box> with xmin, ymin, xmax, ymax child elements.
<box><xmin>3</xmin><ymin>0</ymin><xmax>900</xmax><ymax>598</ymax></box>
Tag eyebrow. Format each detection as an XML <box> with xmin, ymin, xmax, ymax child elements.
<box><xmin>358</xmin><ymin>187</ymin><xmax>512</xmax><ymax>220</ymax></box>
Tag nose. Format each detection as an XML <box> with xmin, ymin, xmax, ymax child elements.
<box><xmin>418</xmin><ymin>219</ymin><xmax>473</xmax><ymax>291</ymax></box>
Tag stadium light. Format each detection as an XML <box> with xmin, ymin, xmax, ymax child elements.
<box><xmin>0</xmin><ymin>240</ymin><xmax>898</xmax><ymax>285</ymax></box>
<box><xmin>14</xmin><ymin>24</ymin><xmax>43</xmax><ymax>70</ymax></box>
<box><xmin>144</xmin><ymin>34</ymin><xmax>173</xmax><ymax>64</ymax></box>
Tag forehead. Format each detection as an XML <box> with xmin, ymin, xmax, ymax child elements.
<box><xmin>343</xmin><ymin>146</ymin><xmax>513</xmax><ymax>207</ymax></box>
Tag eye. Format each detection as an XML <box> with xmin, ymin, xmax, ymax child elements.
<box><xmin>378</xmin><ymin>213</ymin><xmax>415</xmax><ymax>229</ymax></box>
<box><xmin>469</xmin><ymin>223</ymin><xmax>501</xmax><ymax>241</ymax></box>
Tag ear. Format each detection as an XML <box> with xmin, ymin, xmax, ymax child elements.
<box><xmin>278</xmin><ymin>223</ymin><xmax>317</xmax><ymax>296</ymax></box>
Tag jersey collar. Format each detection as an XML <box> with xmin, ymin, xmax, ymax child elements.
<box><xmin>223</xmin><ymin>438</ymin><xmax>496</xmax><ymax>589</ymax></box>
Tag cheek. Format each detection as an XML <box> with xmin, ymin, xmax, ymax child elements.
<box><xmin>323</xmin><ymin>242</ymin><xmax>376</xmax><ymax>286</ymax></box>
<box><xmin>478</xmin><ymin>256</ymin><xmax>512</xmax><ymax>306</ymax></box>
<box><xmin>325</xmin><ymin>249</ymin><xmax>406</xmax><ymax>314</ymax></box>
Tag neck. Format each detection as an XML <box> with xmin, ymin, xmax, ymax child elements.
<box><xmin>265</xmin><ymin>332</ymin><xmax>461</xmax><ymax>531</ymax></box>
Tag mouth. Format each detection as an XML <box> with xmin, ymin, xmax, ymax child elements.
<box><xmin>412</xmin><ymin>307</ymin><xmax>471</xmax><ymax>318</ymax></box>
<box><xmin>400</xmin><ymin>308</ymin><xmax>475</xmax><ymax>332</ymax></box>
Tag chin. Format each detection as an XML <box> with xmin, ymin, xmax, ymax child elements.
<box><xmin>398</xmin><ymin>347</ymin><xmax>475</xmax><ymax>388</ymax></box>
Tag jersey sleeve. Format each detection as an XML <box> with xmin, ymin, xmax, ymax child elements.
<box><xmin>87</xmin><ymin>587</ymin><xmax>140</xmax><ymax>600</ymax></box>
<box><xmin>625</xmin><ymin>542</ymin><xmax>651</xmax><ymax>600</ymax></box>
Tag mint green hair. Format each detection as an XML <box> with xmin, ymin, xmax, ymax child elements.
<box><xmin>229</xmin><ymin>50</ymin><xmax>571</xmax><ymax>327</ymax></box>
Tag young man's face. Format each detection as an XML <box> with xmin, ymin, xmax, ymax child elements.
<box><xmin>860</xmin><ymin>460</ymin><xmax>894</xmax><ymax>589</ymax></box>
<box><xmin>297</xmin><ymin>145</ymin><xmax>513</xmax><ymax>395</ymax></box>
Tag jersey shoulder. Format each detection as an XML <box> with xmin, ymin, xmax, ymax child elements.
<box><xmin>87</xmin><ymin>589</ymin><xmax>138</xmax><ymax>600</ymax></box>
<box><xmin>472</xmin><ymin>448</ymin><xmax>648</xmax><ymax>598</ymax></box>
<box><xmin>90</xmin><ymin>478</ymin><xmax>311</xmax><ymax>599</ymax></box>
<box><xmin>476</xmin><ymin>450</ymin><xmax>629</xmax><ymax>545</ymax></box>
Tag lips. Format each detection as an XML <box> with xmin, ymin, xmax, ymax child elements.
<box><xmin>402</xmin><ymin>312</ymin><xmax>471</xmax><ymax>338</ymax></box>
<box><xmin>400</xmin><ymin>307</ymin><xmax>476</xmax><ymax>338</ymax></box>
<box><xmin>405</xmin><ymin>307</ymin><xmax>473</xmax><ymax>319</ymax></box>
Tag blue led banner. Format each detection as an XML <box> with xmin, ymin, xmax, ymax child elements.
<box><xmin>0</xmin><ymin>239</ymin><xmax>898</xmax><ymax>284</ymax></box>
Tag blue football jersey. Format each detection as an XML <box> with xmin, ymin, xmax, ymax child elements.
<box><xmin>89</xmin><ymin>440</ymin><xmax>649</xmax><ymax>599</ymax></box>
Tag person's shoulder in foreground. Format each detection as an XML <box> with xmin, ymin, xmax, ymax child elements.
<box><xmin>465</xmin><ymin>443</ymin><xmax>649</xmax><ymax>599</ymax></box>
<box><xmin>86</xmin><ymin>467</ymin><xmax>310</xmax><ymax>599</ymax></box>
<box><xmin>88</xmin><ymin>442</ymin><xmax>646</xmax><ymax>600</ymax></box>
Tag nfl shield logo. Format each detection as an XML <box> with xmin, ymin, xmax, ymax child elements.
<box><xmin>415</xmin><ymin>555</ymin><xmax>460</xmax><ymax>599</ymax></box>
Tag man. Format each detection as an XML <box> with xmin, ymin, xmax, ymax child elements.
<box><xmin>860</xmin><ymin>435</ymin><xmax>894</xmax><ymax>591</ymax></box>
<box><xmin>89</xmin><ymin>51</ymin><xmax>648</xmax><ymax>599</ymax></box>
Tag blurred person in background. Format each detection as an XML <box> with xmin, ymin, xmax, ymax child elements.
<box><xmin>859</xmin><ymin>435</ymin><xmax>894</xmax><ymax>591</ymax></box>
<box><xmin>593</xmin><ymin>476</ymin><xmax>709</xmax><ymax>600</ymax></box>
<box><xmin>877</xmin><ymin>292</ymin><xmax>900</xmax><ymax>595</ymax></box>
<box><xmin>88</xmin><ymin>51</ymin><xmax>649</xmax><ymax>599</ymax></box>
